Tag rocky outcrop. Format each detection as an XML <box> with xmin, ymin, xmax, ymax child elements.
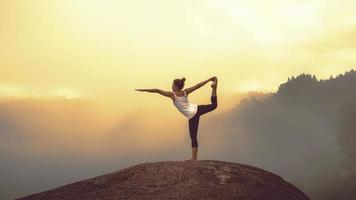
<box><xmin>17</xmin><ymin>160</ymin><xmax>310</xmax><ymax>200</ymax></box>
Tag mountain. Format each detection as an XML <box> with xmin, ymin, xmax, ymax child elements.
<box><xmin>16</xmin><ymin>160</ymin><xmax>309</xmax><ymax>200</ymax></box>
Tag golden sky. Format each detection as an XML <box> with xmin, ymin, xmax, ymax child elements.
<box><xmin>1</xmin><ymin>0</ymin><xmax>356</xmax><ymax>114</ymax></box>
<box><xmin>2</xmin><ymin>2</ymin><xmax>356</xmax><ymax>198</ymax></box>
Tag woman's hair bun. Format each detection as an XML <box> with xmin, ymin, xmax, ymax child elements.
<box><xmin>181</xmin><ymin>77</ymin><xmax>186</xmax><ymax>82</ymax></box>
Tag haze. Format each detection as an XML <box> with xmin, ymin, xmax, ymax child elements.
<box><xmin>1</xmin><ymin>0</ymin><xmax>356</xmax><ymax>199</ymax></box>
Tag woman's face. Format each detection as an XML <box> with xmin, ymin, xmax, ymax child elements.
<box><xmin>172</xmin><ymin>82</ymin><xmax>176</xmax><ymax>91</ymax></box>
<box><xmin>172</xmin><ymin>79</ymin><xmax>183</xmax><ymax>91</ymax></box>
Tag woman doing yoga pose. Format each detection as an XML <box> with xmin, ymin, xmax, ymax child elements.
<box><xmin>135</xmin><ymin>76</ymin><xmax>218</xmax><ymax>161</ymax></box>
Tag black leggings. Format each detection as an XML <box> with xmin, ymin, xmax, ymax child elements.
<box><xmin>188</xmin><ymin>96</ymin><xmax>217</xmax><ymax>147</ymax></box>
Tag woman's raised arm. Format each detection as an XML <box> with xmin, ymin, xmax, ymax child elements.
<box><xmin>184</xmin><ymin>76</ymin><xmax>216</xmax><ymax>95</ymax></box>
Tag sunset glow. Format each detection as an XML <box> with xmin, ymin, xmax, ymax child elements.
<box><xmin>2</xmin><ymin>1</ymin><xmax>356</xmax><ymax>199</ymax></box>
<box><xmin>1</xmin><ymin>1</ymin><xmax>355</xmax><ymax>107</ymax></box>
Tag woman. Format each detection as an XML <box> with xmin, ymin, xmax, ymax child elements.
<box><xmin>135</xmin><ymin>76</ymin><xmax>218</xmax><ymax>161</ymax></box>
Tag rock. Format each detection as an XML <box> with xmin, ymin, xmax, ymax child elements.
<box><xmin>17</xmin><ymin>160</ymin><xmax>310</xmax><ymax>200</ymax></box>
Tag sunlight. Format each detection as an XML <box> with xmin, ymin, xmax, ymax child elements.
<box><xmin>0</xmin><ymin>85</ymin><xmax>26</xmax><ymax>97</ymax></box>
<box><xmin>0</xmin><ymin>0</ymin><xmax>354</xmax><ymax>101</ymax></box>
<box><xmin>204</xmin><ymin>0</ymin><xmax>321</xmax><ymax>44</ymax></box>
<box><xmin>52</xmin><ymin>88</ymin><xmax>81</xmax><ymax>99</ymax></box>
<box><xmin>236</xmin><ymin>81</ymin><xmax>265</xmax><ymax>92</ymax></box>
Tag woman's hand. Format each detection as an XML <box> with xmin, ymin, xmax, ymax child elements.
<box><xmin>135</xmin><ymin>89</ymin><xmax>146</xmax><ymax>92</ymax></box>
<box><xmin>210</xmin><ymin>76</ymin><xmax>217</xmax><ymax>82</ymax></box>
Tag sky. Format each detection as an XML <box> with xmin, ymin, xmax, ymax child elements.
<box><xmin>1</xmin><ymin>0</ymin><xmax>356</xmax><ymax>199</ymax></box>
<box><xmin>1</xmin><ymin>0</ymin><xmax>356</xmax><ymax>111</ymax></box>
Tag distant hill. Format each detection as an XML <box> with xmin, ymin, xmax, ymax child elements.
<box><xmin>220</xmin><ymin>69</ymin><xmax>356</xmax><ymax>199</ymax></box>
<box><xmin>277</xmin><ymin>70</ymin><xmax>356</xmax><ymax>170</ymax></box>
<box><xmin>277</xmin><ymin>70</ymin><xmax>356</xmax><ymax>106</ymax></box>
<box><xmin>16</xmin><ymin>160</ymin><xmax>309</xmax><ymax>200</ymax></box>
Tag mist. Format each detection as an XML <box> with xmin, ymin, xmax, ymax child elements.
<box><xmin>1</xmin><ymin>71</ymin><xmax>356</xmax><ymax>199</ymax></box>
<box><xmin>201</xmin><ymin>70</ymin><xmax>356</xmax><ymax>199</ymax></box>
<box><xmin>0</xmin><ymin>97</ymin><xmax>189</xmax><ymax>199</ymax></box>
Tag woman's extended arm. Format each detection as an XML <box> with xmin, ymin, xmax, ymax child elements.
<box><xmin>135</xmin><ymin>88</ymin><xmax>173</xmax><ymax>99</ymax></box>
<box><xmin>184</xmin><ymin>76</ymin><xmax>216</xmax><ymax>95</ymax></box>
<box><xmin>135</xmin><ymin>88</ymin><xmax>158</xmax><ymax>92</ymax></box>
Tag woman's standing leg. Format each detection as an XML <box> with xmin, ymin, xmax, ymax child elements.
<box><xmin>188</xmin><ymin>114</ymin><xmax>200</xmax><ymax>160</ymax></box>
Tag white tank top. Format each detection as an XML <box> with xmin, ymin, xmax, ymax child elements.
<box><xmin>172</xmin><ymin>90</ymin><xmax>198</xmax><ymax>119</ymax></box>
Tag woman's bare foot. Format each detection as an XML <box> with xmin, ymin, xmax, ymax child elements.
<box><xmin>211</xmin><ymin>78</ymin><xmax>218</xmax><ymax>89</ymax></box>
